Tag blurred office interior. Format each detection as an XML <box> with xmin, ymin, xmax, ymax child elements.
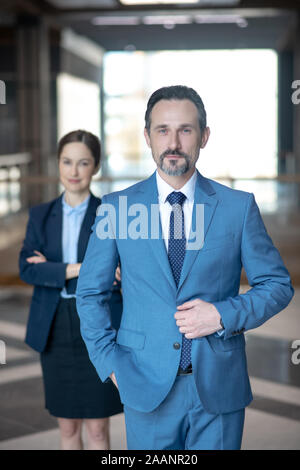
<box><xmin>0</xmin><ymin>0</ymin><xmax>299</xmax><ymax>450</ymax></box>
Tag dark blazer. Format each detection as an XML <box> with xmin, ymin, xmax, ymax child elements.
<box><xmin>19</xmin><ymin>193</ymin><xmax>122</xmax><ymax>353</ymax></box>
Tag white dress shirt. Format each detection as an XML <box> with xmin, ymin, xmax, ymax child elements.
<box><xmin>156</xmin><ymin>170</ymin><xmax>224</xmax><ymax>336</ymax></box>
<box><xmin>60</xmin><ymin>193</ymin><xmax>90</xmax><ymax>298</ymax></box>
<box><xmin>156</xmin><ymin>169</ymin><xmax>197</xmax><ymax>250</ymax></box>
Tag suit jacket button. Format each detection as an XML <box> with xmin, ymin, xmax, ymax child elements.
<box><xmin>173</xmin><ymin>342</ymin><xmax>181</xmax><ymax>350</ymax></box>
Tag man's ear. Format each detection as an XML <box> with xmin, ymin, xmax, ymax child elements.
<box><xmin>144</xmin><ymin>127</ymin><xmax>151</xmax><ymax>148</ymax></box>
<box><xmin>200</xmin><ymin>127</ymin><xmax>210</xmax><ymax>149</ymax></box>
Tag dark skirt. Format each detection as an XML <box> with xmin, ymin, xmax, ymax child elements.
<box><xmin>40</xmin><ymin>294</ymin><xmax>123</xmax><ymax>419</ymax></box>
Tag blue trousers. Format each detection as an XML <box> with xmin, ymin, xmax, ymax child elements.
<box><xmin>124</xmin><ymin>375</ymin><xmax>245</xmax><ymax>450</ymax></box>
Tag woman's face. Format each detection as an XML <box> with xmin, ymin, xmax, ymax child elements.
<box><xmin>58</xmin><ymin>142</ymin><xmax>98</xmax><ymax>195</ymax></box>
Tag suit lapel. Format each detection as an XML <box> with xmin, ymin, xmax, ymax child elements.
<box><xmin>77</xmin><ymin>194</ymin><xmax>100</xmax><ymax>262</ymax></box>
<box><xmin>177</xmin><ymin>172</ymin><xmax>218</xmax><ymax>291</ymax></box>
<box><xmin>136</xmin><ymin>171</ymin><xmax>219</xmax><ymax>293</ymax></box>
<box><xmin>47</xmin><ymin>195</ymin><xmax>63</xmax><ymax>262</ymax></box>
<box><xmin>46</xmin><ymin>193</ymin><xmax>100</xmax><ymax>263</ymax></box>
<box><xmin>136</xmin><ymin>173</ymin><xmax>177</xmax><ymax>293</ymax></box>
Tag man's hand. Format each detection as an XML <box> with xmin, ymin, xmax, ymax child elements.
<box><xmin>174</xmin><ymin>299</ymin><xmax>222</xmax><ymax>338</ymax></box>
<box><xmin>110</xmin><ymin>372</ymin><xmax>118</xmax><ymax>389</ymax></box>
<box><xmin>113</xmin><ymin>265</ymin><xmax>121</xmax><ymax>285</ymax></box>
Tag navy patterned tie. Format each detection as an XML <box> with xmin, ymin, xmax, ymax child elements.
<box><xmin>166</xmin><ymin>191</ymin><xmax>192</xmax><ymax>370</ymax></box>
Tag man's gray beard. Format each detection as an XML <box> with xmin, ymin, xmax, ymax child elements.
<box><xmin>159</xmin><ymin>154</ymin><xmax>190</xmax><ymax>176</ymax></box>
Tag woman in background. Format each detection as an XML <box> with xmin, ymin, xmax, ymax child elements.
<box><xmin>19</xmin><ymin>130</ymin><xmax>123</xmax><ymax>450</ymax></box>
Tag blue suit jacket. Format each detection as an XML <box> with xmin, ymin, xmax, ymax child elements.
<box><xmin>19</xmin><ymin>193</ymin><xmax>122</xmax><ymax>353</ymax></box>
<box><xmin>76</xmin><ymin>171</ymin><xmax>294</xmax><ymax>414</ymax></box>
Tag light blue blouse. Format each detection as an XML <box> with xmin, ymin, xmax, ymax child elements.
<box><xmin>60</xmin><ymin>193</ymin><xmax>90</xmax><ymax>298</ymax></box>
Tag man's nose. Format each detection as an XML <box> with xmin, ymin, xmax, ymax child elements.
<box><xmin>168</xmin><ymin>131</ymin><xmax>181</xmax><ymax>150</ymax></box>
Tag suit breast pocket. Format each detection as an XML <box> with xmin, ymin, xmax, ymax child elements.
<box><xmin>201</xmin><ymin>233</ymin><xmax>234</xmax><ymax>252</ymax></box>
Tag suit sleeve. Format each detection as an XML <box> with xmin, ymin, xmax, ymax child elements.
<box><xmin>213</xmin><ymin>193</ymin><xmax>294</xmax><ymax>340</ymax></box>
<box><xmin>19</xmin><ymin>209</ymin><xmax>67</xmax><ymax>288</ymax></box>
<box><xmin>76</xmin><ymin>194</ymin><xmax>119</xmax><ymax>382</ymax></box>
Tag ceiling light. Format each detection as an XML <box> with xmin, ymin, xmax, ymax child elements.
<box><xmin>120</xmin><ymin>1</ymin><xmax>199</xmax><ymax>5</ymax></box>
<box><xmin>195</xmin><ymin>15</ymin><xmax>247</xmax><ymax>27</ymax></box>
<box><xmin>92</xmin><ymin>16</ymin><xmax>140</xmax><ymax>25</ymax></box>
<box><xmin>143</xmin><ymin>15</ymin><xmax>192</xmax><ymax>25</ymax></box>
<box><xmin>120</xmin><ymin>0</ymin><xmax>240</xmax><ymax>4</ymax></box>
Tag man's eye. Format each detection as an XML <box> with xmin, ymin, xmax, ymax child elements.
<box><xmin>159</xmin><ymin>129</ymin><xmax>167</xmax><ymax>134</ymax></box>
<box><xmin>182</xmin><ymin>128</ymin><xmax>191</xmax><ymax>133</ymax></box>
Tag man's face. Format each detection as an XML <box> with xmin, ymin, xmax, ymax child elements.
<box><xmin>144</xmin><ymin>99</ymin><xmax>210</xmax><ymax>177</ymax></box>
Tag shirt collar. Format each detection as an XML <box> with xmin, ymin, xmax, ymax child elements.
<box><xmin>62</xmin><ymin>193</ymin><xmax>90</xmax><ymax>216</ymax></box>
<box><xmin>156</xmin><ymin>169</ymin><xmax>197</xmax><ymax>204</ymax></box>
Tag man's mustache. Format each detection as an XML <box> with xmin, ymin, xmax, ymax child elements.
<box><xmin>160</xmin><ymin>149</ymin><xmax>189</xmax><ymax>159</ymax></box>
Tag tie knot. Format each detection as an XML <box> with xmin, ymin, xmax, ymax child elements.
<box><xmin>166</xmin><ymin>191</ymin><xmax>186</xmax><ymax>207</ymax></box>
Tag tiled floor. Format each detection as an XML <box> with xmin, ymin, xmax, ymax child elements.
<box><xmin>0</xmin><ymin>286</ymin><xmax>299</xmax><ymax>450</ymax></box>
